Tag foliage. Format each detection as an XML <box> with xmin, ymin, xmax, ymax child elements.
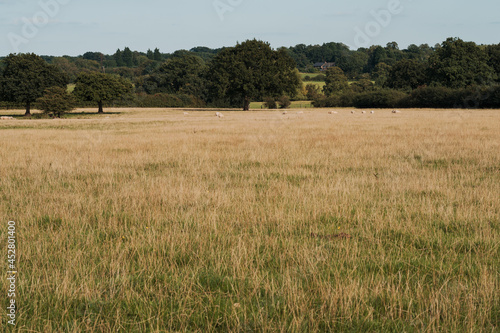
<box><xmin>323</xmin><ymin>67</ymin><xmax>349</xmax><ymax>96</ymax></box>
<box><xmin>350</xmin><ymin>79</ymin><xmax>375</xmax><ymax>93</ymax></box>
<box><xmin>206</xmin><ymin>39</ymin><xmax>301</xmax><ymax>110</ymax></box>
<box><xmin>305</xmin><ymin>84</ymin><xmax>322</xmax><ymax>100</ymax></box>
<box><xmin>277</xmin><ymin>96</ymin><xmax>291</xmax><ymax>109</ymax></box>
<box><xmin>0</xmin><ymin>53</ymin><xmax>69</xmax><ymax>116</ymax></box>
<box><xmin>385</xmin><ymin>59</ymin><xmax>427</xmax><ymax>90</ymax></box>
<box><xmin>427</xmin><ymin>38</ymin><xmax>495</xmax><ymax>88</ymax></box>
<box><xmin>263</xmin><ymin>97</ymin><xmax>277</xmax><ymax>109</ymax></box>
<box><xmin>36</xmin><ymin>86</ymin><xmax>76</xmax><ymax>117</ymax></box>
<box><xmin>73</xmin><ymin>72</ymin><xmax>133</xmax><ymax>113</ymax></box>
<box><xmin>371</xmin><ymin>63</ymin><xmax>392</xmax><ymax>87</ymax></box>
<box><xmin>142</xmin><ymin>53</ymin><xmax>206</xmax><ymax>96</ymax></box>
<box><xmin>352</xmin><ymin>89</ymin><xmax>407</xmax><ymax>108</ymax></box>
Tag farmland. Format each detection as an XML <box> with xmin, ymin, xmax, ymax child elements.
<box><xmin>0</xmin><ymin>108</ymin><xmax>499</xmax><ymax>332</ymax></box>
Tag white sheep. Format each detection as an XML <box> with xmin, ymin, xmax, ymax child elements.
<box><xmin>370</xmin><ymin>110</ymin><xmax>374</xmax><ymax>114</ymax></box>
<box><xmin>282</xmin><ymin>111</ymin><xmax>287</xmax><ymax>115</ymax></box>
<box><xmin>392</xmin><ymin>110</ymin><xmax>401</xmax><ymax>113</ymax></box>
<box><xmin>215</xmin><ymin>112</ymin><xmax>220</xmax><ymax>117</ymax></box>
<box><xmin>328</xmin><ymin>111</ymin><xmax>338</xmax><ymax>114</ymax></box>
<box><xmin>0</xmin><ymin>116</ymin><xmax>14</xmax><ymax>120</ymax></box>
<box><xmin>217</xmin><ymin>113</ymin><xmax>224</xmax><ymax>118</ymax></box>
<box><xmin>351</xmin><ymin>110</ymin><xmax>355</xmax><ymax>114</ymax></box>
<box><xmin>297</xmin><ymin>111</ymin><xmax>304</xmax><ymax>114</ymax></box>
<box><xmin>361</xmin><ymin>111</ymin><xmax>366</xmax><ymax>114</ymax></box>
<box><xmin>183</xmin><ymin>112</ymin><xmax>189</xmax><ymax>115</ymax></box>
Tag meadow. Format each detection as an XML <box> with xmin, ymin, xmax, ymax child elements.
<box><xmin>0</xmin><ymin>108</ymin><xmax>499</xmax><ymax>332</ymax></box>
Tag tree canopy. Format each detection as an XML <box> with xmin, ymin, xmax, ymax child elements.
<box><xmin>428</xmin><ymin>38</ymin><xmax>495</xmax><ymax>88</ymax></box>
<box><xmin>206</xmin><ymin>39</ymin><xmax>301</xmax><ymax>110</ymax></box>
<box><xmin>323</xmin><ymin>67</ymin><xmax>349</xmax><ymax>96</ymax></box>
<box><xmin>0</xmin><ymin>53</ymin><xmax>69</xmax><ymax>116</ymax></box>
<box><xmin>37</xmin><ymin>86</ymin><xmax>76</xmax><ymax>118</ymax></box>
<box><xmin>73</xmin><ymin>72</ymin><xmax>133</xmax><ymax>113</ymax></box>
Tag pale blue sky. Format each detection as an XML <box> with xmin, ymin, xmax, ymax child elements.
<box><xmin>1</xmin><ymin>0</ymin><xmax>499</xmax><ymax>56</ymax></box>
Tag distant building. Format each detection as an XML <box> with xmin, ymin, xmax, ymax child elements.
<box><xmin>313</xmin><ymin>62</ymin><xmax>336</xmax><ymax>71</ymax></box>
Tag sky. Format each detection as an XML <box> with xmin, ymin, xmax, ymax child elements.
<box><xmin>1</xmin><ymin>0</ymin><xmax>499</xmax><ymax>56</ymax></box>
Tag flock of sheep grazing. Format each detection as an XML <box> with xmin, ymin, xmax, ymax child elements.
<box><xmin>0</xmin><ymin>110</ymin><xmax>402</xmax><ymax>121</ymax></box>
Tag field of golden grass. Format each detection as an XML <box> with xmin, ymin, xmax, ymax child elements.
<box><xmin>0</xmin><ymin>108</ymin><xmax>499</xmax><ymax>332</ymax></box>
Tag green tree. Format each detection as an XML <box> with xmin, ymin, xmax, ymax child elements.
<box><xmin>371</xmin><ymin>63</ymin><xmax>391</xmax><ymax>87</ymax></box>
<box><xmin>386</xmin><ymin>59</ymin><xmax>427</xmax><ymax>90</ymax></box>
<box><xmin>122</xmin><ymin>47</ymin><xmax>134</xmax><ymax>67</ymax></box>
<box><xmin>323</xmin><ymin>67</ymin><xmax>349</xmax><ymax>96</ymax></box>
<box><xmin>350</xmin><ymin>79</ymin><xmax>375</xmax><ymax>93</ymax></box>
<box><xmin>486</xmin><ymin>43</ymin><xmax>500</xmax><ymax>81</ymax></box>
<box><xmin>114</xmin><ymin>49</ymin><xmax>124</xmax><ymax>67</ymax></box>
<box><xmin>305</xmin><ymin>84</ymin><xmax>321</xmax><ymax>100</ymax></box>
<box><xmin>153</xmin><ymin>48</ymin><xmax>162</xmax><ymax>61</ymax></box>
<box><xmin>428</xmin><ymin>37</ymin><xmax>495</xmax><ymax>88</ymax></box>
<box><xmin>143</xmin><ymin>53</ymin><xmax>207</xmax><ymax>96</ymax></box>
<box><xmin>0</xmin><ymin>53</ymin><xmax>69</xmax><ymax>116</ymax></box>
<box><xmin>73</xmin><ymin>72</ymin><xmax>133</xmax><ymax>113</ymax></box>
<box><xmin>206</xmin><ymin>40</ymin><xmax>301</xmax><ymax>110</ymax></box>
<box><xmin>37</xmin><ymin>86</ymin><xmax>76</xmax><ymax>118</ymax></box>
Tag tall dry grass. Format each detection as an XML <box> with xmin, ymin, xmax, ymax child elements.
<box><xmin>0</xmin><ymin>108</ymin><xmax>499</xmax><ymax>332</ymax></box>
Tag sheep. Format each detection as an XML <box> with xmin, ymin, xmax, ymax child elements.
<box><xmin>282</xmin><ymin>111</ymin><xmax>287</xmax><ymax>115</ymax></box>
<box><xmin>392</xmin><ymin>110</ymin><xmax>401</xmax><ymax>113</ymax></box>
<box><xmin>297</xmin><ymin>111</ymin><xmax>304</xmax><ymax>114</ymax></box>
<box><xmin>351</xmin><ymin>110</ymin><xmax>355</xmax><ymax>114</ymax></box>
<box><xmin>215</xmin><ymin>112</ymin><xmax>220</xmax><ymax>117</ymax></box>
<box><xmin>328</xmin><ymin>111</ymin><xmax>338</xmax><ymax>114</ymax></box>
<box><xmin>370</xmin><ymin>110</ymin><xmax>374</xmax><ymax>114</ymax></box>
<box><xmin>217</xmin><ymin>113</ymin><xmax>224</xmax><ymax>118</ymax></box>
<box><xmin>183</xmin><ymin>112</ymin><xmax>189</xmax><ymax>115</ymax></box>
<box><xmin>0</xmin><ymin>116</ymin><xmax>14</xmax><ymax>120</ymax></box>
<box><xmin>361</xmin><ymin>111</ymin><xmax>366</xmax><ymax>114</ymax></box>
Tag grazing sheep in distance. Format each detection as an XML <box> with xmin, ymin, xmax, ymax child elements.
<box><xmin>328</xmin><ymin>111</ymin><xmax>338</xmax><ymax>114</ymax></box>
<box><xmin>392</xmin><ymin>110</ymin><xmax>401</xmax><ymax>113</ymax></box>
<box><xmin>370</xmin><ymin>110</ymin><xmax>374</xmax><ymax>114</ymax></box>
<box><xmin>351</xmin><ymin>110</ymin><xmax>355</xmax><ymax>114</ymax></box>
<box><xmin>183</xmin><ymin>112</ymin><xmax>189</xmax><ymax>115</ymax></box>
<box><xmin>361</xmin><ymin>111</ymin><xmax>366</xmax><ymax>114</ymax></box>
<box><xmin>282</xmin><ymin>111</ymin><xmax>287</xmax><ymax>115</ymax></box>
<box><xmin>215</xmin><ymin>112</ymin><xmax>220</xmax><ymax>117</ymax></box>
<box><xmin>297</xmin><ymin>111</ymin><xmax>304</xmax><ymax>114</ymax></box>
<box><xmin>217</xmin><ymin>113</ymin><xmax>224</xmax><ymax>118</ymax></box>
<box><xmin>0</xmin><ymin>116</ymin><xmax>14</xmax><ymax>120</ymax></box>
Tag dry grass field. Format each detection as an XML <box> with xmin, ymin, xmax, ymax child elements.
<box><xmin>0</xmin><ymin>108</ymin><xmax>499</xmax><ymax>332</ymax></box>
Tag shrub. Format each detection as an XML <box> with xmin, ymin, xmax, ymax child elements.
<box><xmin>36</xmin><ymin>86</ymin><xmax>76</xmax><ymax>118</ymax></box>
<box><xmin>277</xmin><ymin>96</ymin><xmax>291</xmax><ymax>109</ymax></box>
<box><xmin>263</xmin><ymin>97</ymin><xmax>277</xmax><ymax>109</ymax></box>
<box><xmin>353</xmin><ymin>89</ymin><xmax>407</xmax><ymax>108</ymax></box>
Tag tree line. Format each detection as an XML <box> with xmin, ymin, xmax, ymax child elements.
<box><xmin>1</xmin><ymin>37</ymin><xmax>499</xmax><ymax>116</ymax></box>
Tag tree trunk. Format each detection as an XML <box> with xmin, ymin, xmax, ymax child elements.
<box><xmin>24</xmin><ymin>101</ymin><xmax>31</xmax><ymax>117</ymax></box>
<box><xmin>98</xmin><ymin>101</ymin><xmax>104</xmax><ymax>114</ymax></box>
<box><xmin>243</xmin><ymin>97</ymin><xmax>250</xmax><ymax>111</ymax></box>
